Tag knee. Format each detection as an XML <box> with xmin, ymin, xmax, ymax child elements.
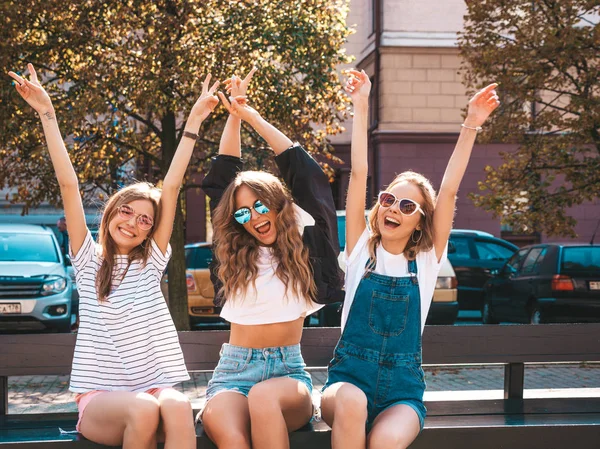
<box><xmin>247</xmin><ymin>383</ymin><xmax>279</xmax><ymax>417</ymax></box>
<box><xmin>127</xmin><ymin>396</ymin><xmax>160</xmax><ymax>434</ymax></box>
<box><xmin>160</xmin><ymin>395</ymin><xmax>193</xmax><ymax>424</ymax></box>
<box><xmin>334</xmin><ymin>385</ymin><xmax>368</xmax><ymax>423</ymax></box>
<box><xmin>368</xmin><ymin>428</ymin><xmax>411</xmax><ymax>449</ymax></box>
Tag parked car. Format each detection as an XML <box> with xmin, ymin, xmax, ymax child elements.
<box><xmin>337</xmin><ymin>211</ymin><xmax>459</xmax><ymax>325</ymax></box>
<box><xmin>482</xmin><ymin>243</ymin><xmax>600</xmax><ymax>324</ymax></box>
<box><xmin>448</xmin><ymin>229</ymin><xmax>519</xmax><ymax>311</ymax></box>
<box><xmin>0</xmin><ymin>224</ymin><xmax>73</xmax><ymax>333</ymax></box>
<box><xmin>161</xmin><ymin>242</ymin><xmax>223</xmax><ymax>327</ymax></box>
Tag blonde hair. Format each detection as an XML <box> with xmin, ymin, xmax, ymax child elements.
<box><xmin>366</xmin><ymin>171</ymin><xmax>437</xmax><ymax>271</ymax></box>
<box><xmin>96</xmin><ymin>182</ymin><xmax>162</xmax><ymax>301</ymax></box>
<box><xmin>212</xmin><ymin>171</ymin><xmax>316</xmax><ymax>304</ymax></box>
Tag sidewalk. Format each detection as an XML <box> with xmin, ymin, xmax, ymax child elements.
<box><xmin>8</xmin><ymin>362</ymin><xmax>600</xmax><ymax>414</ymax></box>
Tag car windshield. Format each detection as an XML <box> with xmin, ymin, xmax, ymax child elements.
<box><xmin>0</xmin><ymin>232</ymin><xmax>59</xmax><ymax>262</ymax></box>
<box><xmin>561</xmin><ymin>247</ymin><xmax>600</xmax><ymax>275</ymax></box>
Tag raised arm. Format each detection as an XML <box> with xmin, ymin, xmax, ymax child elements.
<box><xmin>345</xmin><ymin>70</ymin><xmax>371</xmax><ymax>256</ymax></box>
<box><xmin>153</xmin><ymin>75</ymin><xmax>219</xmax><ymax>254</ymax></box>
<box><xmin>217</xmin><ymin>68</ymin><xmax>257</xmax><ymax>158</ymax></box>
<box><xmin>218</xmin><ymin>95</ymin><xmax>293</xmax><ymax>155</ymax></box>
<box><xmin>433</xmin><ymin>83</ymin><xmax>500</xmax><ymax>260</ymax></box>
<box><xmin>8</xmin><ymin>64</ymin><xmax>88</xmax><ymax>256</ymax></box>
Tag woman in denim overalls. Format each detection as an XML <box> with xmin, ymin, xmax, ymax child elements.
<box><xmin>321</xmin><ymin>70</ymin><xmax>500</xmax><ymax>449</ymax></box>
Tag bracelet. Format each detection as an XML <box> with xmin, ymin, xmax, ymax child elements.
<box><xmin>183</xmin><ymin>130</ymin><xmax>199</xmax><ymax>141</ymax></box>
<box><xmin>461</xmin><ymin>123</ymin><xmax>482</xmax><ymax>132</ymax></box>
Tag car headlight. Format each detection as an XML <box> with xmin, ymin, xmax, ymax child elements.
<box><xmin>41</xmin><ymin>276</ymin><xmax>68</xmax><ymax>296</ymax></box>
<box><xmin>435</xmin><ymin>276</ymin><xmax>457</xmax><ymax>289</ymax></box>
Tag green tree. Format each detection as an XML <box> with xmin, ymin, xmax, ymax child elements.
<box><xmin>458</xmin><ymin>0</ymin><xmax>599</xmax><ymax>237</ymax></box>
<box><xmin>0</xmin><ymin>0</ymin><xmax>352</xmax><ymax>329</ymax></box>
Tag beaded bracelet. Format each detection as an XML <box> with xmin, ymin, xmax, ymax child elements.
<box><xmin>461</xmin><ymin>123</ymin><xmax>482</xmax><ymax>132</ymax></box>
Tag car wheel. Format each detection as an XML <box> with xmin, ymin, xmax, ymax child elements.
<box><xmin>530</xmin><ymin>305</ymin><xmax>543</xmax><ymax>325</ymax></box>
<box><xmin>482</xmin><ymin>299</ymin><xmax>498</xmax><ymax>324</ymax></box>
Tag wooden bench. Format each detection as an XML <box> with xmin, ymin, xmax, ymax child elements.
<box><xmin>1</xmin><ymin>324</ymin><xmax>600</xmax><ymax>448</ymax></box>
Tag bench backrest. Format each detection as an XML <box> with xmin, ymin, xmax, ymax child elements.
<box><xmin>1</xmin><ymin>324</ymin><xmax>599</xmax><ymax>414</ymax></box>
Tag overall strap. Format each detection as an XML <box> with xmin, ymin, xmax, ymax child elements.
<box><xmin>408</xmin><ymin>258</ymin><xmax>418</xmax><ymax>275</ymax></box>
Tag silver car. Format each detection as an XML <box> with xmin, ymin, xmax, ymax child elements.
<box><xmin>0</xmin><ymin>224</ymin><xmax>73</xmax><ymax>332</ymax></box>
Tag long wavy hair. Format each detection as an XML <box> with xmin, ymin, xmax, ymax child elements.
<box><xmin>366</xmin><ymin>171</ymin><xmax>437</xmax><ymax>271</ymax></box>
<box><xmin>212</xmin><ymin>171</ymin><xmax>316</xmax><ymax>304</ymax></box>
<box><xmin>96</xmin><ymin>182</ymin><xmax>162</xmax><ymax>302</ymax></box>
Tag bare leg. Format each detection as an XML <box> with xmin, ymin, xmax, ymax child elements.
<box><xmin>367</xmin><ymin>404</ymin><xmax>421</xmax><ymax>449</ymax></box>
<box><xmin>247</xmin><ymin>377</ymin><xmax>313</xmax><ymax>449</ymax></box>
<box><xmin>153</xmin><ymin>388</ymin><xmax>195</xmax><ymax>449</ymax></box>
<box><xmin>78</xmin><ymin>391</ymin><xmax>160</xmax><ymax>448</ymax></box>
<box><xmin>321</xmin><ymin>382</ymin><xmax>368</xmax><ymax>449</ymax></box>
<box><xmin>202</xmin><ymin>392</ymin><xmax>252</xmax><ymax>449</ymax></box>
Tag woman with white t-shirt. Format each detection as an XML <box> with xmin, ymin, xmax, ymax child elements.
<box><xmin>8</xmin><ymin>63</ymin><xmax>220</xmax><ymax>448</ymax></box>
<box><xmin>198</xmin><ymin>71</ymin><xmax>343</xmax><ymax>449</ymax></box>
<box><xmin>320</xmin><ymin>70</ymin><xmax>500</xmax><ymax>449</ymax></box>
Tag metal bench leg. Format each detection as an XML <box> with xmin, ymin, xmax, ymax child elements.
<box><xmin>504</xmin><ymin>362</ymin><xmax>524</xmax><ymax>399</ymax></box>
<box><xmin>1</xmin><ymin>375</ymin><xmax>7</xmax><ymax>416</ymax></box>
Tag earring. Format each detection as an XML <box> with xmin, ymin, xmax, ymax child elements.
<box><xmin>411</xmin><ymin>229</ymin><xmax>422</xmax><ymax>244</ymax></box>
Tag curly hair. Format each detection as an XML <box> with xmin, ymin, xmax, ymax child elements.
<box><xmin>365</xmin><ymin>171</ymin><xmax>437</xmax><ymax>272</ymax></box>
<box><xmin>96</xmin><ymin>182</ymin><xmax>162</xmax><ymax>302</ymax></box>
<box><xmin>212</xmin><ymin>171</ymin><xmax>316</xmax><ymax>304</ymax></box>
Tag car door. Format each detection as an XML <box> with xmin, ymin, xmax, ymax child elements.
<box><xmin>492</xmin><ymin>249</ymin><xmax>529</xmax><ymax>320</ymax></box>
<box><xmin>507</xmin><ymin>247</ymin><xmax>545</xmax><ymax>323</ymax></box>
<box><xmin>472</xmin><ymin>238</ymin><xmax>518</xmax><ymax>310</ymax></box>
<box><xmin>447</xmin><ymin>236</ymin><xmax>479</xmax><ymax>309</ymax></box>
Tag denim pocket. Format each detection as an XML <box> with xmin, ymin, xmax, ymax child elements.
<box><xmin>215</xmin><ymin>355</ymin><xmax>248</xmax><ymax>373</ymax></box>
<box><xmin>369</xmin><ymin>291</ymin><xmax>409</xmax><ymax>336</ymax></box>
<box><xmin>407</xmin><ymin>363</ymin><xmax>426</xmax><ymax>384</ymax></box>
<box><xmin>282</xmin><ymin>354</ymin><xmax>307</xmax><ymax>374</ymax></box>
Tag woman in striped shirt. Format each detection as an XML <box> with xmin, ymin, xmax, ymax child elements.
<box><xmin>8</xmin><ymin>63</ymin><xmax>220</xmax><ymax>448</ymax></box>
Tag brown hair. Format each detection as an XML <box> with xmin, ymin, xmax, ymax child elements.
<box><xmin>212</xmin><ymin>171</ymin><xmax>316</xmax><ymax>304</ymax></box>
<box><xmin>366</xmin><ymin>171</ymin><xmax>437</xmax><ymax>271</ymax></box>
<box><xmin>96</xmin><ymin>182</ymin><xmax>162</xmax><ymax>301</ymax></box>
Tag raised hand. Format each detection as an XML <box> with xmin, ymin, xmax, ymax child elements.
<box><xmin>465</xmin><ymin>83</ymin><xmax>500</xmax><ymax>128</ymax></box>
<box><xmin>217</xmin><ymin>93</ymin><xmax>261</xmax><ymax>125</ymax></box>
<box><xmin>224</xmin><ymin>67</ymin><xmax>257</xmax><ymax>98</ymax></box>
<box><xmin>345</xmin><ymin>69</ymin><xmax>371</xmax><ymax>104</ymax></box>
<box><xmin>190</xmin><ymin>74</ymin><xmax>220</xmax><ymax>122</ymax></box>
<box><xmin>8</xmin><ymin>63</ymin><xmax>53</xmax><ymax>115</ymax></box>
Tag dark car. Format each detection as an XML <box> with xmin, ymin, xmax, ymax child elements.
<box><xmin>448</xmin><ymin>230</ymin><xmax>519</xmax><ymax>310</ymax></box>
<box><xmin>482</xmin><ymin>244</ymin><xmax>600</xmax><ymax>324</ymax></box>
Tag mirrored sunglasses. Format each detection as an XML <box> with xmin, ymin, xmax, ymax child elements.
<box><xmin>233</xmin><ymin>200</ymin><xmax>270</xmax><ymax>225</ymax></box>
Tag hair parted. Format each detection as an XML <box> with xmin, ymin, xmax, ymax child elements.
<box><xmin>96</xmin><ymin>182</ymin><xmax>162</xmax><ymax>302</ymax></box>
<box><xmin>211</xmin><ymin>170</ymin><xmax>316</xmax><ymax>304</ymax></box>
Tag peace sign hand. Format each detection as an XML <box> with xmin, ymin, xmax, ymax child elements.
<box><xmin>8</xmin><ymin>63</ymin><xmax>53</xmax><ymax>114</ymax></box>
<box><xmin>224</xmin><ymin>67</ymin><xmax>257</xmax><ymax>98</ymax></box>
<box><xmin>190</xmin><ymin>74</ymin><xmax>220</xmax><ymax>122</ymax></box>
<box><xmin>465</xmin><ymin>83</ymin><xmax>500</xmax><ymax>128</ymax></box>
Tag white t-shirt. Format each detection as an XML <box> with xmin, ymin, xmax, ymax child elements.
<box><xmin>69</xmin><ymin>231</ymin><xmax>190</xmax><ymax>393</ymax></box>
<box><xmin>341</xmin><ymin>228</ymin><xmax>447</xmax><ymax>333</ymax></box>
<box><xmin>220</xmin><ymin>204</ymin><xmax>324</xmax><ymax>325</ymax></box>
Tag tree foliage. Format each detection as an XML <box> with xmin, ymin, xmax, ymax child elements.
<box><xmin>459</xmin><ymin>0</ymin><xmax>599</xmax><ymax>237</ymax></box>
<box><xmin>0</xmin><ymin>0</ymin><xmax>352</xmax><ymax>328</ymax></box>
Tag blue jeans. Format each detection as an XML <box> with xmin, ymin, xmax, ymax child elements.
<box><xmin>205</xmin><ymin>343</ymin><xmax>313</xmax><ymax>405</ymax></box>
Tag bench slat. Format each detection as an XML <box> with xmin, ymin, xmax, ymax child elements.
<box><xmin>1</xmin><ymin>324</ymin><xmax>600</xmax><ymax>376</ymax></box>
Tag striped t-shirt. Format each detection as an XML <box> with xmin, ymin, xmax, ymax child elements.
<box><xmin>68</xmin><ymin>230</ymin><xmax>190</xmax><ymax>393</ymax></box>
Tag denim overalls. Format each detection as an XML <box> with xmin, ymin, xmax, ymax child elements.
<box><xmin>323</xmin><ymin>257</ymin><xmax>427</xmax><ymax>430</ymax></box>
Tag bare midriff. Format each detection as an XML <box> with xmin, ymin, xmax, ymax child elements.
<box><xmin>228</xmin><ymin>317</ymin><xmax>305</xmax><ymax>348</ymax></box>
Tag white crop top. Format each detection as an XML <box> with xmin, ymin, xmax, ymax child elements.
<box><xmin>220</xmin><ymin>205</ymin><xmax>324</xmax><ymax>325</ymax></box>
